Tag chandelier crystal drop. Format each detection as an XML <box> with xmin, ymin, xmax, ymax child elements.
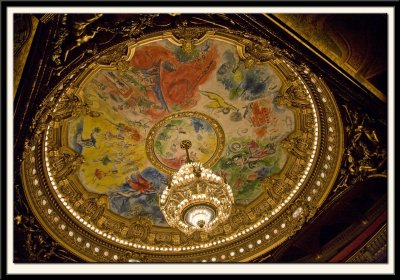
<box><xmin>160</xmin><ymin>140</ymin><xmax>234</xmax><ymax>235</ymax></box>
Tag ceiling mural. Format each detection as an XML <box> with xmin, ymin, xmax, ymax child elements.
<box><xmin>67</xmin><ymin>38</ymin><xmax>294</xmax><ymax>226</ymax></box>
<box><xmin>21</xmin><ymin>29</ymin><xmax>344</xmax><ymax>262</ymax></box>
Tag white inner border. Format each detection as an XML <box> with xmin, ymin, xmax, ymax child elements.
<box><xmin>7</xmin><ymin>6</ymin><xmax>394</xmax><ymax>275</ymax></box>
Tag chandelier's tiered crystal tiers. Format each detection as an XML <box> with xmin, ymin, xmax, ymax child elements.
<box><xmin>160</xmin><ymin>140</ymin><xmax>234</xmax><ymax>235</ymax></box>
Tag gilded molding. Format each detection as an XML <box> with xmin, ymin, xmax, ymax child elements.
<box><xmin>20</xmin><ymin>26</ymin><xmax>344</xmax><ymax>263</ymax></box>
<box><xmin>346</xmin><ymin>224</ymin><xmax>387</xmax><ymax>263</ymax></box>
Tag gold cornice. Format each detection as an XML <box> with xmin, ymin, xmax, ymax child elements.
<box><xmin>265</xmin><ymin>14</ymin><xmax>386</xmax><ymax>103</ymax></box>
<box><xmin>346</xmin><ymin>223</ymin><xmax>387</xmax><ymax>263</ymax></box>
<box><xmin>14</xmin><ymin>15</ymin><xmax>39</xmax><ymax>98</ymax></box>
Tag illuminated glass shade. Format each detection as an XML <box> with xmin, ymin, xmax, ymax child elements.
<box><xmin>184</xmin><ymin>205</ymin><xmax>216</xmax><ymax>228</ymax></box>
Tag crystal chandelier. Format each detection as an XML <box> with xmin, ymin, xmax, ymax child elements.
<box><xmin>160</xmin><ymin>140</ymin><xmax>234</xmax><ymax>235</ymax></box>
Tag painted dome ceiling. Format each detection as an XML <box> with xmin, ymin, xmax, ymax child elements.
<box><xmin>22</xmin><ymin>30</ymin><xmax>343</xmax><ymax>262</ymax></box>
